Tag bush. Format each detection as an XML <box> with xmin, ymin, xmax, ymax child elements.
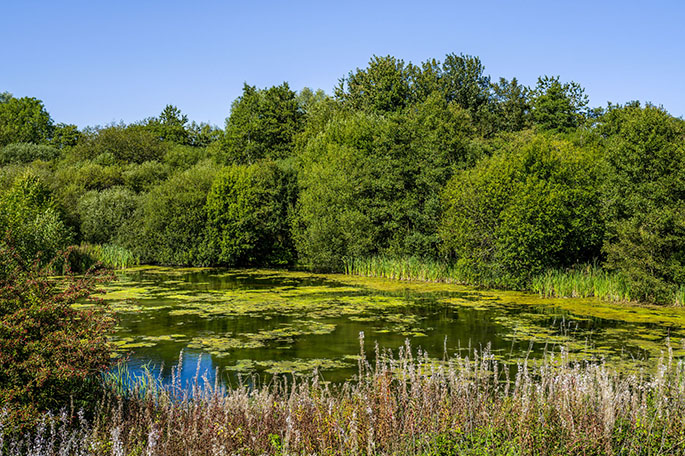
<box><xmin>600</xmin><ymin>104</ymin><xmax>685</xmax><ymax>303</ymax></box>
<box><xmin>122</xmin><ymin>160</ymin><xmax>169</xmax><ymax>192</ymax></box>
<box><xmin>206</xmin><ymin>161</ymin><xmax>297</xmax><ymax>266</ymax></box>
<box><xmin>0</xmin><ymin>243</ymin><xmax>114</xmax><ymax>432</ymax></box>
<box><xmin>0</xmin><ymin>173</ymin><xmax>72</xmax><ymax>265</ymax></box>
<box><xmin>440</xmin><ymin>132</ymin><xmax>604</xmax><ymax>287</ymax></box>
<box><xmin>125</xmin><ymin>161</ymin><xmax>218</xmax><ymax>265</ymax></box>
<box><xmin>0</xmin><ymin>143</ymin><xmax>60</xmax><ymax>165</ymax></box>
<box><xmin>72</xmin><ymin>124</ymin><xmax>168</xmax><ymax>163</ymax></box>
<box><xmin>77</xmin><ymin>186</ymin><xmax>139</xmax><ymax>245</ymax></box>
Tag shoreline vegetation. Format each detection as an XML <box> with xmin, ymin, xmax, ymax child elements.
<box><xmin>3</xmin><ymin>340</ymin><xmax>685</xmax><ymax>455</ymax></box>
<box><xmin>344</xmin><ymin>256</ymin><xmax>685</xmax><ymax>307</ymax></box>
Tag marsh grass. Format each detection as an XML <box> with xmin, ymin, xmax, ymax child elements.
<box><xmin>530</xmin><ymin>265</ymin><xmax>632</xmax><ymax>302</ymax></box>
<box><xmin>70</xmin><ymin>243</ymin><xmax>139</xmax><ymax>271</ymax></box>
<box><xmin>4</xmin><ymin>338</ymin><xmax>685</xmax><ymax>455</ymax></box>
<box><xmin>344</xmin><ymin>256</ymin><xmax>470</xmax><ymax>284</ymax></box>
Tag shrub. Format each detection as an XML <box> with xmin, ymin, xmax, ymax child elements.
<box><xmin>0</xmin><ymin>173</ymin><xmax>72</xmax><ymax>265</ymax></box>
<box><xmin>600</xmin><ymin>104</ymin><xmax>685</xmax><ymax>303</ymax></box>
<box><xmin>206</xmin><ymin>161</ymin><xmax>297</xmax><ymax>266</ymax></box>
<box><xmin>122</xmin><ymin>160</ymin><xmax>169</xmax><ymax>192</ymax></box>
<box><xmin>125</xmin><ymin>161</ymin><xmax>218</xmax><ymax>265</ymax></box>
<box><xmin>0</xmin><ymin>143</ymin><xmax>60</xmax><ymax>165</ymax></box>
<box><xmin>0</xmin><ymin>243</ymin><xmax>114</xmax><ymax>432</ymax></box>
<box><xmin>440</xmin><ymin>132</ymin><xmax>604</xmax><ymax>288</ymax></box>
<box><xmin>72</xmin><ymin>124</ymin><xmax>168</xmax><ymax>163</ymax></box>
<box><xmin>77</xmin><ymin>186</ymin><xmax>139</xmax><ymax>245</ymax></box>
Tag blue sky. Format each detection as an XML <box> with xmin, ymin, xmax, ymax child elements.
<box><xmin>2</xmin><ymin>0</ymin><xmax>684</xmax><ymax>128</ymax></box>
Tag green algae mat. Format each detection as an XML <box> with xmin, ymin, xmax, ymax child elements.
<box><xmin>91</xmin><ymin>267</ymin><xmax>685</xmax><ymax>383</ymax></box>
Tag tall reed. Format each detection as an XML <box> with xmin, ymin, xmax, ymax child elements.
<box><xmin>530</xmin><ymin>264</ymin><xmax>632</xmax><ymax>302</ymax></box>
<box><xmin>4</xmin><ymin>339</ymin><xmax>685</xmax><ymax>455</ymax></box>
<box><xmin>69</xmin><ymin>243</ymin><xmax>139</xmax><ymax>271</ymax></box>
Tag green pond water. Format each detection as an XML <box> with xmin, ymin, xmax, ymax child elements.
<box><xmin>89</xmin><ymin>266</ymin><xmax>685</xmax><ymax>384</ymax></box>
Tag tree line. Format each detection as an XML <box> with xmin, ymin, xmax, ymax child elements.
<box><xmin>1</xmin><ymin>53</ymin><xmax>684</xmax><ymax>304</ymax></box>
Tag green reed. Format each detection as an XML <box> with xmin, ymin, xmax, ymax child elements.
<box><xmin>72</xmin><ymin>243</ymin><xmax>139</xmax><ymax>270</ymax></box>
<box><xmin>530</xmin><ymin>265</ymin><xmax>632</xmax><ymax>302</ymax></box>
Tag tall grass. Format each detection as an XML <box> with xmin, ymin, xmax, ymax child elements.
<box><xmin>343</xmin><ymin>256</ymin><xmax>510</xmax><ymax>286</ymax></box>
<box><xmin>344</xmin><ymin>256</ymin><xmax>461</xmax><ymax>282</ymax></box>
<box><xmin>4</xmin><ymin>339</ymin><xmax>685</xmax><ymax>455</ymax></box>
<box><xmin>69</xmin><ymin>243</ymin><xmax>139</xmax><ymax>271</ymax></box>
<box><xmin>530</xmin><ymin>265</ymin><xmax>632</xmax><ymax>302</ymax></box>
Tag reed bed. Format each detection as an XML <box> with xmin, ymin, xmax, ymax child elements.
<box><xmin>343</xmin><ymin>256</ymin><xmax>470</xmax><ymax>284</ymax></box>
<box><xmin>530</xmin><ymin>265</ymin><xmax>632</xmax><ymax>302</ymax></box>
<box><xmin>70</xmin><ymin>243</ymin><xmax>140</xmax><ymax>270</ymax></box>
<box><xmin>4</xmin><ymin>339</ymin><xmax>685</xmax><ymax>455</ymax></box>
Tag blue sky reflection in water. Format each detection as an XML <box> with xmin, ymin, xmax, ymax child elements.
<box><xmin>101</xmin><ymin>267</ymin><xmax>685</xmax><ymax>386</ymax></box>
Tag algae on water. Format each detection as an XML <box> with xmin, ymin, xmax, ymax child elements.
<box><xmin>98</xmin><ymin>267</ymin><xmax>685</xmax><ymax>381</ymax></box>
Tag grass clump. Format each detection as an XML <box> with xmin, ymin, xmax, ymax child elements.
<box><xmin>343</xmin><ymin>256</ymin><xmax>469</xmax><ymax>284</ymax></box>
<box><xmin>530</xmin><ymin>264</ymin><xmax>632</xmax><ymax>302</ymax></box>
<box><xmin>4</xmin><ymin>339</ymin><xmax>685</xmax><ymax>455</ymax></box>
<box><xmin>70</xmin><ymin>243</ymin><xmax>139</xmax><ymax>270</ymax></box>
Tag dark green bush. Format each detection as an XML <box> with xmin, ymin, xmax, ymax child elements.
<box><xmin>77</xmin><ymin>186</ymin><xmax>139</xmax><ymax>245</ymax></box>
<box><xmin>600</xmin><ymin>104</ymin><xmax>685</xmax><ymax>303</ymax></box>
<box><xmin>72</xmin><ymin>124</ymin><xmax>168</xmax><ymax>163</ymax></box>
<box><xmin>440</xmin><ymin>133</ymin><xmax>604</xmax><ymax>287</ymax></box>
<box><xmin>124</xmin><ymin>161</ymin><xmax>218</xmax><ymax>265</ymax></box>
<box><xmin>122</xmin><ymin>160</ymin><xmax>169</xmax><ymax>192</ymax></box>
<box><xmin>206</xmin><ymin>161</ymin><xmax>297</xmax><ymax>266</ymax></box>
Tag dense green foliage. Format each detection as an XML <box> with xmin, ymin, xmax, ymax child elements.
<box><xmin>207</xmin><ymin>161</ymin><xmax>296</xmax><ymax>266</ymax></box>
<box><xmin>2</xmin><ymin>53</ymin><xmax>684</xmax><ymax>303</ymax></box>
<box><xmin>125</xmin><ymin>162</ymin><xmax>217</xmax><ymax>265</ymax></box>
<box><xmin>0</xmin><ymin>143</ymin><xmax>60</xmax><ymax>165</ymax></box>
<box><xmin>220</xmin><ymin>83</ymin><xmax>303</xmax><ymax>163</ymax></box>
<box><xmin>0</xmin><ymin>95</ymin><xmax>54</xmax><ymax>146</ymax></box>
<box><xmin>441</xmin><ymin>133</ymin><xmax>604</xmax><ymax>287</ymax></box>
<box><xmin>0</xmin><ymin>173</ymin><xmax>72</xmax><ymax>264</ymax></box>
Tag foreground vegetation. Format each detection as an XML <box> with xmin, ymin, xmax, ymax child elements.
<box><xmin>3</xmin><ymin>341</ymin><xmax>685</xmax><ymax>455</ymax></box>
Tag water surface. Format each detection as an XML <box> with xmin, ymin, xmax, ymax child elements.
<box><xmin>93</xmin><ymin>267</ymin><xmax>685</xmax><ymax>385</ymax></box>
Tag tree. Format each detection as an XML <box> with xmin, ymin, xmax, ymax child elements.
<box><xmin>530</xmin><ymin>76</ymin><xmax>588</xmax><ymax>132</ymax></box>
<box><xmin>73</xmin><ymin>124</ymin><xmax>168</xmax><ymax>163</ymax></box>
<box><xmin>221</xmin><ymin>83</ymin><xmax>303</xmax><ymax>163</ymax></box>
<box><xmin>294</xmin><ymin>101</ymin><xmax>476</xmax><ymax>270</ymax></box>
<box><xmin>335</xmin><ymin>55</ymin><xmax>417</xmax><ymax>113</ymax></box>
<box><xmin>124</xmin><ymin>162</ymin><xmax>218</xmax><ymax>266</ymax></box>
<box><xmin>0</xmin><ymin>96</ymin><xmax>54</xmax><ymax>146</ymax></box>
<box><xmin>206</xmin><ymin>161</ymin><xmax>297</xmax><ymax>266</ymax></box>
<box><xmin>439</xmin><ymin>53</ymin><xmax>492</xmax><ymax>116</ymax></box>
<box><xmin>0</xmin><ymin>173</ymin><xmax>72</xmax><ymax>265</ymax></box>
<box><xmin>50</xmin><ymin>123</ymin><xmax>81</xmax><ymax>149</ymax></box>
<box><xmin>490</xmin><ymin>77</ymin><xmax>531</xmax><ymax>132</ymax></box>
<box><xmin>599</xmin><ymin>103</ymin><xmax>685</xmax><ymax>303</ymax></box>
<box><xmin>147</xmin><ymin>105</ymin><xmax>191</xmax><ymax>144</ymax></box>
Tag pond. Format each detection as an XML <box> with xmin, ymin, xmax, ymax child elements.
<box><xmin>92</xmin><ymin>266</ymin><xmax>685</xmax><ymax>385</ymax></box>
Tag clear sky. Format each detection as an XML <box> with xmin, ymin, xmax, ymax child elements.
<box><xmin>2</xmin><ymin>0</ymin><xmax>684</xmax><ymax>128</ymax></box>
